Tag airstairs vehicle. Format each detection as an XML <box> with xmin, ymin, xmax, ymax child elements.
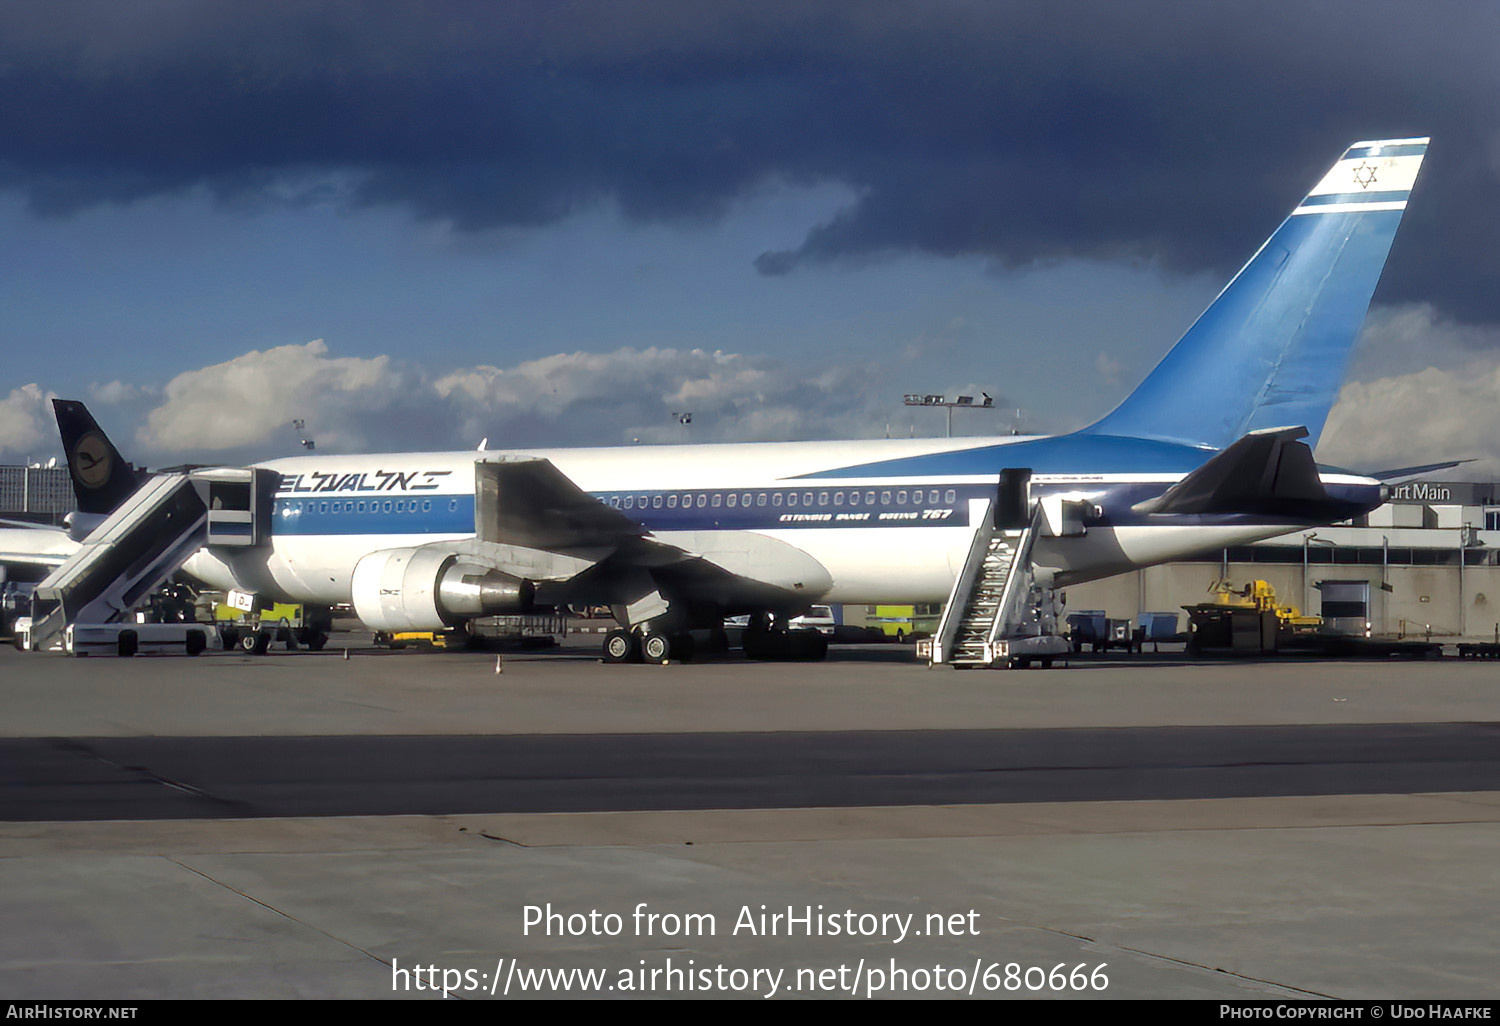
<box><xmin>23</xmin><ymin>467</ymin><xmax>277</xmax><ymax>656</ymax></box>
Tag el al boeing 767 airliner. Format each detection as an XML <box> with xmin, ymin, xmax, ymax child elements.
<box><xmin>41</xmin><ymin>139</ymin><xmax>1432</xmax><ymax>662</ymax></box>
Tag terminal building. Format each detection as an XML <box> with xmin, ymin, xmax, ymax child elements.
<box><xmin>0</xmin><ymin>465</ymin><xmax>76</xmax><ymax>525</ymax></box>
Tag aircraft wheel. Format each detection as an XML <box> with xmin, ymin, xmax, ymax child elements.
<box><xmin>603</xmin><ymin>629</ymin><xmax>638</xmax><ymax>663</ymax></box>
<box><xmin>743</xmin><ymin>628</ymin><xmax>778</xmax><ymax>660</ymax></box>
<box><xmin>786</xmin><ymin>630</ymin><xmax>828</xmax><ymax>661</ymax></box>
<box><xmin>241</xmin><ymin>630</ymin><xmax>271</xmax><ymax>655</ymax></box>
<box><xmin>641</xmin><ymin>633</ymin><xmax>672</xmax><ymax>663</ymax></box>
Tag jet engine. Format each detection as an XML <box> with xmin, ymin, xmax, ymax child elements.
<box><xmin>350</xmin><ymin>546</ymin><xmax>534</xmax><ymax>631</ymax></box>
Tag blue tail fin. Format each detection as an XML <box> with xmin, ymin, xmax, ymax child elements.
<box><xmin>1082</xmin><ymin>138</ymin><xmax>1428</xmax><ymax>451</ymax></box>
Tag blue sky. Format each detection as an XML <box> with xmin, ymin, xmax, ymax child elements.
<box><xmin>2</xmin><ymin>2</ymin><xmax>1498</xmax><ymax>471</ymax></box>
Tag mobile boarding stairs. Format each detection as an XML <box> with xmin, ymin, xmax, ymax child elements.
<box><xmin>927</xmin><ymin>469</ymin><xmax>1079</xmax><ymax>669</ymax></box>
<box><xmin>24</xmin><ymin>468</ymin><xmax>277</xmax><ymax>654</ymax></box>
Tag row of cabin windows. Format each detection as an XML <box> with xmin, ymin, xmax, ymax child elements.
<box><xmin>278</xmin><ymin>498</ymin><xmax>452</xmax><ymax>515</ymax></box>
<box><xmin>606</xmin><ymin>488</ymin><xmax>960</xmax><ymax>512</ymax></box>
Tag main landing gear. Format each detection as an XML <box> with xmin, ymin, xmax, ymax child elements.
<box><xmin>742</xmin><ymin>626</ymin><xmax>828</xmax><ymax>662</ymax></box>
<box><xmin>600</xmin><ymin>618</ymin><xmax>834</xmax><ymax>666</ymax></box>
<box><xmin>602</xmin><ymin>628</ymin><xmax>697</xmax><ymax>664</ymax></box>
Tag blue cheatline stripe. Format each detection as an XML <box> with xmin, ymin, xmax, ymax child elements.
<box><xmin>1343</xmin><ymin>143</ymin><xmax>1427</xmax><ymax>159</ymax></box>
<box><xmin>271</xmin><ymin>488</ymin><xmax>983</xmax><ymax>536</ymax></box>
<box><xmin>1299</xmin><ymin>190</ymin><xmax>1409</xmax><ymax>206</ymax></box>
<box><xmin>272</xmin><ymin>494</ymin><xmax>475</xmax><ymax>536</ymax></box>
<box><xmin>267</xmin><ymin>473</ymin><xmax>1381</xmax><ymax>540</ymax></box>
<box><xmin>802</xmin><ymin>433</ymin><xmax>1211</xmax><ymax>479</ymax></box>
<box><xmin>598</xmin><ymin>483</ymin><xmax>976</xmax><ymax>531</ymax></box>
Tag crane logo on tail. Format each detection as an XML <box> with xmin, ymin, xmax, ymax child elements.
<box><xmin>71</xmin><ymin>431</ymin><xmax>113</xmax><ymax>490</ymax></box>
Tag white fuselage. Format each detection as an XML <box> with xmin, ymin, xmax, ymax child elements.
<box><xmin>177</xmin><ymin>435</ymin><xmax>1378</xmax><ymax>610</ymax></box>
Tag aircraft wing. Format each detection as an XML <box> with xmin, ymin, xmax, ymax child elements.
<box><xmin>475</xmin><ymin>457</ymin><xmax>647</xmax><ymax>557</ymax></box>
<box><xmin>0</xmin><ymin>551</ymin><xmax>69</xmax><ymax>569</ymax></box>
<box><xmin>0</xmin><ymin>526</ymin><xmax>76</xmax><ymax>571</ymax></box>
<box><xmin>1132</xmin><ymin>426</ymin><xmax>1332</xmax><ymax>517</ymax></box>
<box><xmin>471</xmin><ymin>458</ymin><xmax>831</xmax><ymax>619</ymax></box>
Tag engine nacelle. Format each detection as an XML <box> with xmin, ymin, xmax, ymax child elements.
<box><xmin>351</xmin><ymin>547</ymin><xmax>535</xmax><ymax>631</ymax></box>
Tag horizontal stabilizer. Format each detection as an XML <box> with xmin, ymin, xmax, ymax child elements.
<box><xmin>1133</xmin><ymin>427</ymin><xmax>1327</xmax><ymax>516</ymax></box>
<box><xmin>1365</xmin><ymin>459</ymin><xmax>1473</xmax><ymax>484</ymax></box>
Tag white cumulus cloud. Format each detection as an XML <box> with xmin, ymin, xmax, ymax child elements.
<box><xmin>0</xmin><ymin>384</ymin><xmax>55</xmax><ymax>457</ymax></box>
<box><xmin>1321</xmin><ymin>305</ymin><xmax>1500</xmax><ymax>477</ymax></box>
<box><xmin>137</xmin><ymin>339</ymin><xmax>411</xmax><ymax>457</ymax></box>
<box><xmin>118</xmin><ymin>340</ymin><xmax>902</xmax><ymax>463</ymax></box>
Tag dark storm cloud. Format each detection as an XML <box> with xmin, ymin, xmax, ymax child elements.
<box><xmin>2</xmin><ymin>1</ymin><xmax>1498</xmax><ymax>321</ymax></box>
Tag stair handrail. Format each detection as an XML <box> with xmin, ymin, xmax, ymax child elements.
<box><xmin>931</xmin><ymin>498</ymin><xmax>995</xmax><ymax>664</ymax></box>
<box><xmin>984</xmin><ymin>503</ymin><xmax>1045</xmax><ymax>655</ymax></box>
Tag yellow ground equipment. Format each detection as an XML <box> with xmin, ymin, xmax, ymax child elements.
<box><xmin>1184</xmin><ymin>579</ymin><xmax>1322</xmax><ymax>654</ymax></box>
<box><xmin>867</xmin><ymin>604</ymin><xmax>941</xmax><ymax>641</ymax></box>
<box><xmin>373</xmin><ymin>630</ymin><xmax>451</xmax><ymax>649</ymax></box>
<box><xmin>214</xmin><ymin>598</ymin><xmax>328</xmax><ymax>654</ymax></box>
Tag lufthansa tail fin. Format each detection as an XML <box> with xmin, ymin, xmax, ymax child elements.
<box><xmin>1082</xmin><ymin>138</ymin><xmax>1428</xmax><ymax>451</ymax></box>
<box><xmin>52</xmin><ymin>399</ymin><xmax>145</xmax><ymax>515</ymax></box>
